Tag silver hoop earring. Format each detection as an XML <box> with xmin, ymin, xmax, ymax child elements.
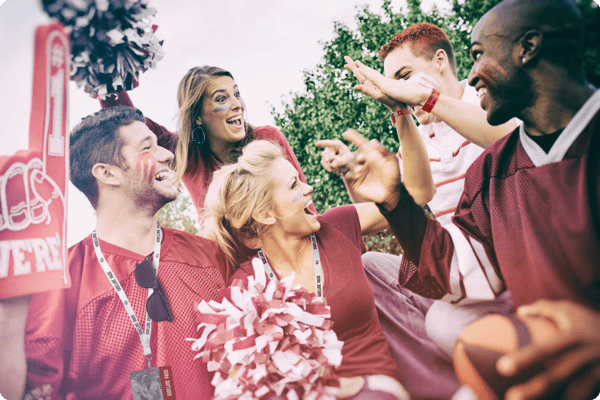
<box><xmin>191</xmin><ymin>125</ymin><xmax>206</xmax><ymax>146</ymax></box>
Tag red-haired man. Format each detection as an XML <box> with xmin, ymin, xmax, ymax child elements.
<box><xmin>319</xmin><ymin>22</ymin><xmax>517</xmax><ymax>399</ymax></box>
<box><xmin>343</xmin><ymin>0</ymin><xmax>600</xmax><ymax>397</ymax></box>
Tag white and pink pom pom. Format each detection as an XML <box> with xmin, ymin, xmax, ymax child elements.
<box><xmin>189</xmin><ymin>258</ymin><xmax>343</xmax><ymax>400</ymax></box>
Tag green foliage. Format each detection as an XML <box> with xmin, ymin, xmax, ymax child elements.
<box><xmin>272</xmin><ymin>0</ymin><xmax>599</xmax><ymax>253</ymax></box>
<box><xmin>272</xmin><ymin>0</ymin><xmax>503</xmax><ymax>213</ymax></box>
<box><xmin>157</xmin><ymin>186</ymin><xmax>199</xmax><ymax>235</ymax></box>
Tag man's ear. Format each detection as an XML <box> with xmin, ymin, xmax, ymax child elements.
<box><xmin>434</xmin><ymin>49</ymin><xmax>450</xmax><ymax>72</ymax></box>
<box><xmin>91</xmin><ymin>163</ymin><xmax>122</xmax><ymax>187</ymax></box>
<box><xmin>519</xmin><ymin>30</ymin><xmax>543</xmax><ymax>64</ymax></box>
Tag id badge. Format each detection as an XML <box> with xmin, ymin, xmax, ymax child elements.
<box><xmin>130</xmin><ymin>366</ymin><xmax>176</xmax><ymax>400</ymax></box>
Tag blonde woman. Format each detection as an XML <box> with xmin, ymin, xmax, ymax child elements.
<box><xmin>202</xmin><ymin>140</ymin><xmax>408</xmax><ymax>400</ymax></box>
<box><xmin>100</xmin><ymin>66</ymin><xmax>307</xmax><ymax>213</ymax></box>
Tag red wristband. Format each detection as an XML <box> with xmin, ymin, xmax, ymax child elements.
<box><xmin>390</xmin><ymin>109</ymin><xmax>412</xmax><ymax>124</ymax></box>
<box><xmin>422</xmin><ymin>88</ymin><xmax>440</xmax><ymax>113</ymax></box>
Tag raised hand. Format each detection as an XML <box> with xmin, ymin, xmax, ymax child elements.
<box><xmin>350</xmin><ymin>60</ymin><xmax>433</xmax><ymax>108</ymax></box>
<box><xmin>497</xmin><ymin>300</ymin><xmax>600</xmax><ymax>400</ymax></box>
<box><xmin>341</xmin><ymin>129</ymin><xmax>402</xmax><ymax>210</ymax></box>
<box><xmin>344</xmin><ymin>56</ymin><xmax>405</xmax><ymax>111</ymax></box>
<box><xmin>315</xmin><ymin>139</ymin><xmax>357</xmax><ymax>178</ymax></box>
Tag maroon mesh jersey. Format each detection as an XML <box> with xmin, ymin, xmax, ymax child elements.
<box><xmin>231</xmin><ymin>205</ymin><xmax>400</xmax><ymax>381</ymax></box>
<box><xmin>24</xmin><ymin>227</ymin><xmax>230</xmax><ymax>399</ymax></box>
<box><xmin>384</xmin><ymin>91</ymin><xmax>600</xmax><ymax>309</ymax></box>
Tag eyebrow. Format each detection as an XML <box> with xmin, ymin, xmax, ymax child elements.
<box><xmin>211</xmin><ymin>85</ymin><xmax>239</xmax><ymax>97</ymax></box>
<box><xmin>288</xmin><ymin>175</ymin><xmax>299</xmax><ymax>186</ymax></box>
<box><xmin>137</xmin><ymin>135</ymin><xmax>154</xmax><ymax>147</ymax></box>
<box><xmin>468</xmin><ymin>42</ymin><xmax>480</xmax><ymax>52</ymax></box>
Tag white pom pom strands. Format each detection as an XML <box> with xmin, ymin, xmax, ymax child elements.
<box><xmin>43</xmin><ymin>0</ymin><xmax>165</xmax><ymax>98</ymax></box>
<box><xmin>189</xmin><ymin>263</ymin><xmax>343</xmax><ymax>400</ymax></box>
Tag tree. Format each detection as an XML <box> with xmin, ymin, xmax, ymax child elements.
<box><xmin>157</xmin><ymin>186</ymin><xmax>199</xmax><ymax>235</ymax></box>
<box><xmin>271</xmin><ymin>0</ymin><xmax>599</xmax><ymax>252</ymax></box>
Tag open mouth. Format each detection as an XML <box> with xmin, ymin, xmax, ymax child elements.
<box><xmin>477</xmin><ymin>87</ymin><xmax>487</xmax><ymax>99</ymax></box>
<box><xmin>155</xmin><ymin>170</ymin><xmax>174</xmax><ymax>182</ymax></box>
<box><xmin>304</xmin><ymin>199</ymin><xmax>317</xmax><ymax>216</ymax></box>
<box><xmin>477</xmin><ymin>87</ymin><xmax>488</xmax><ymax>109</ymax></box>
<box><xmin>226</xmin><ymin>115</ymin><xmax>243</xmax><ymax>126</ymax></box>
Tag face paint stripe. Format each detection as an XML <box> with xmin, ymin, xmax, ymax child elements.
<box><xmin>476</xmin><ymin>58</ymin><xmax>508</xmax><ymax>87</ymax></box>
<box><xmin>292</xmin><ymin>191</ymin><xmax>302</xmax><ymax>203</ymax></box>
<box><xmin>213</xmin><ymin>105</ymin><xmax>229</xmax><ymax>113</ymax></box>
<box><xmin>136</xmin><ymin>153</ymin><xmax>157</xmax><ymax>184</ymax></box>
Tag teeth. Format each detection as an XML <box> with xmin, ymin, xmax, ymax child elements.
<box><xmin>226</xmin><ymin>115</ymin><xmax>242</xmax><ymax>124</ymax></box>
<box><xmin>304</xmin><ymin>199</ymin><xmax>314</xmax><ymax>214</ymax></box>
<box><xmin>155</xmin><ymin>170</ymin><xmax>174</xmax><ymax>182</ymax></box>
<box><xmin>478</xmin><ymin>87</ymin><xmax>487</xmax><ymax>98</ymax></box>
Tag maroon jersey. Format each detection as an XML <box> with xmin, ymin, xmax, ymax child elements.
<box><xmin>231</xmin><ymin>205</ymin><xmax>399</xmax><ymax>381</ymax></box>
<box><xmin>24</xmin><ymin>228</ymin><xmax>230</xmax><ymax>399</ymax></box>
<box><xmin>384</xmin><ymin>90</ymin><xmax>600</xmax><ymax>309</ymax></box>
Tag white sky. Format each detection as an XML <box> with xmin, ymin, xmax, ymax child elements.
<box><xmin>0</xmin><ymin>0</ymin><xmax>451</xmax><ymax>246</ymax></box>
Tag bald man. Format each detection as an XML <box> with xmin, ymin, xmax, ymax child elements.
<box><xmin>342</xmin><ymin>0</ymin><xmax>600</xmax><ymax>398</ymax></box>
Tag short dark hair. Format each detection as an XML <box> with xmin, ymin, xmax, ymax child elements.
<box><xmin>379</xmin><ymin>23</ymin><xmax>457</xmax><ymax>76</ymax></box>
<box><xmin>70</xmin><ymin>106</ymin><xmax>145</xmax><ymax>208</ymax></box>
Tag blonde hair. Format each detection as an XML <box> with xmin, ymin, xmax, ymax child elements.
<box><xmin>175</xmin><ymin>66</ymin><xmax>255</xmax><ymax>185</ymax></box>
<box><xmin>201</xmin><ymin>140</ymin><xmax>284</xmax><ymax>263</ymax></box>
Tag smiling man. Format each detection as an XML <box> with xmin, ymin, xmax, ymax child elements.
<box><xmin>344</xmin><ymin>0</ymin><xmax>600</xmax><ymax>398</ymax></box>
<box><xmin>324</xmin><ymin>22</ymin><xmax>518</xmax><ymax>399</ymax></box>
<box><xmin>23</xmin><ymin>107</ymin><xmax>231</xmax><ymax>399</ymax></box>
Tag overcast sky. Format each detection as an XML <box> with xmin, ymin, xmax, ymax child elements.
<box><xmin>0</xmin><ymin>0</ymin><xmax>451</xmax><ymax>245</ymax></box>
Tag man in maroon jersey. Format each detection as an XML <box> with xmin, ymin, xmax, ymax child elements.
<box><xmin>23</xmin><ymin>107</ymin><xmax>230</xmax><ymax>400</ymax></box>
<box><xmin>342</xmin><ymin>0</ymin><xmax>600</xmax><ymax>398</ymax></box>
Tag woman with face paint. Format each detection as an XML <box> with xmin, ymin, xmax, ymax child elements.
<box><xmin>100</xmin><ymin>66</ymin><xmax>307</xmax><ymax>216</ymax></box>
<box><xmin>202</xmin><ymin>140</ymin><xmax>407</xmax><ymax>400</ymax></box>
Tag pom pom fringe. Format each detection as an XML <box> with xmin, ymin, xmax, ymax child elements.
<box><xmin>43</xmin><ymin>0</ymin><xmax>165</xmax><ymax>98</ymax></box>
<box><xmin>189</xmin><ymin>258</ymin><xmax>343</xmax><ymax>399</ymax></box>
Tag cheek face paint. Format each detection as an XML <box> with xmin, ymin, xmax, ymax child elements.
<box><xmin>291</xmin><ymin>191</ymin><xmax>302</xmax><ymax>203</ymax></box>
<box><xmin>136</xmin><ymin>152</ymin><xmax>156</xmax><ymax>184</ymax></box>
<box><xmin>213</xmin><ymin>105</ymin><xmax>229</xmax><ymax>113</ymax></box>
<box><xmin>476</xmin><ymin>58</ymin><xmax>508</xmax><ymax>87</ymax></box>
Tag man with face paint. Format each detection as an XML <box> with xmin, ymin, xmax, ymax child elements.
<box><xmin>339</xmin><ymin>1</ymin><xmax>600</xmax><ymax>398</ymax></box>
<box><xmin>318</xmin><ymin>23</ymin><xmax>518</xmax><ymax>399</ymax></box>
<box><xmin>100</xmin><ymin>66</ymin><xmax>308</xmax><ymax>219</ymax></box>
<box><xmin>23</xmin><ymin>107</ymin><xmax>231</xmax><ymax>399</ymax></box>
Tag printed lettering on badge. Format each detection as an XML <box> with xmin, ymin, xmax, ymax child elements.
<box><xmin>130</xmin><ymin>366</ymin><xmax>176</xmax><ymax>400</ymax></box>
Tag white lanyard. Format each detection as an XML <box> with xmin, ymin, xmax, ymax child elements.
<box><xmin>91</xmin><ymin>221</ymin><xmax>161</xmax><ymax>367</ymax></box>
<box><xmin>257</xmin><ymin>233</ymin><xmax>323</xmax><ymax>298</ymax></box>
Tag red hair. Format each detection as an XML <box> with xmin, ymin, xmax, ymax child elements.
<box><xmin>379</xmin><ymin>23</ymin><xmax>456</xmax><ymax>75</ymax></box>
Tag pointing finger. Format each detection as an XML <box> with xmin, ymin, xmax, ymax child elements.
<box><xmin>315</xmin><ymin>140</ymin><xmax>343</xmax><ymax>150</ymax></box>
<box><xmin>342</xmin><ymin>129</ymin><xmax>370</xmax><ymax>149</ymax></box>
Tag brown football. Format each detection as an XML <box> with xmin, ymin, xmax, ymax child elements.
<box><xmin>453</xmin><ymin>313</ymin><xmax>559</xmax><ymax>400</ymax></box>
